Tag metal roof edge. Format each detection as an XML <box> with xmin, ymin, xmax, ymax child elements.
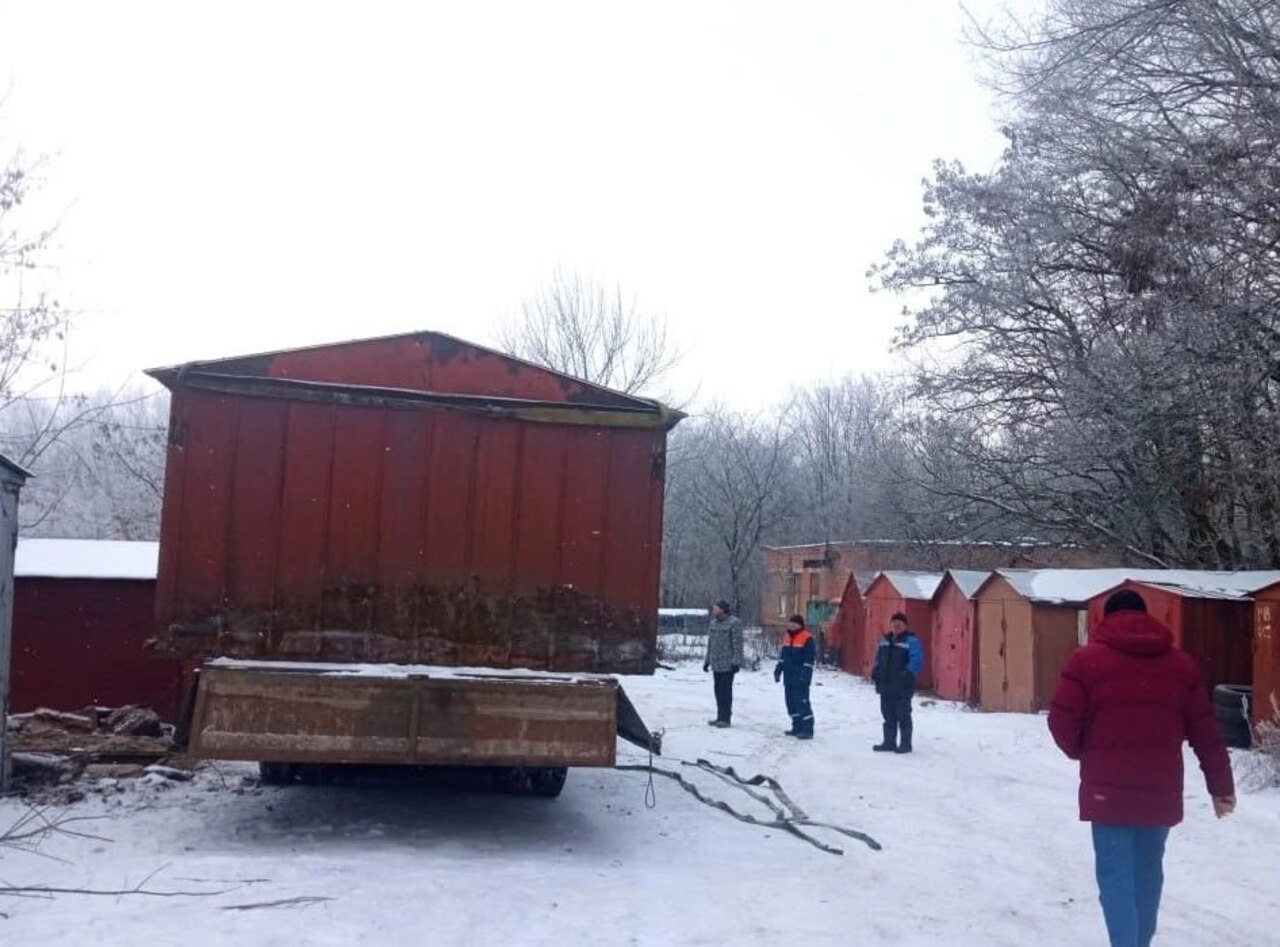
<box><xmin>145</xmin><ymin>329</ymin><xmax>683</xmax><ymax>424</ymax></box>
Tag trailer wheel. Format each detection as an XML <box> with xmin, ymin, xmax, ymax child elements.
<box><xmin>528</xmin><ymin>767</ymin><xmax>568</xmax><ymax>798</ymax></box>
<box><xmin>1213</xmin><ymin>685</ymin><xmax>1252</xmax><ymax>749</ymax></box>
<box><xmin>258</xmin><ymin>762</ymin><xmax>297</xmax><ymax>785</ymax></box>
<box><xmin>495</xmin><ymin>766</ymin><xmax>569</xmax><ymax>798</ymax></box>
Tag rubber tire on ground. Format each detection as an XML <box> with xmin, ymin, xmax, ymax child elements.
<box><xmin>1213</xmin><ymin>685</ymin><xmax>1252</xmax><ymax>749</ymax></box>
<box><xmin>495</xmin><ymin>766</ymin><xmax>569</xmax><ymax>798</ymax></box>
<box><xmin>1214</xmin><ymin>684</ymin><xmax>1251</xmax><ymax>710</ymax></box>
<box><xmin>259</xmin><ymin>762</ymin><xmax>297</xmax><ymax>785</ymax></box>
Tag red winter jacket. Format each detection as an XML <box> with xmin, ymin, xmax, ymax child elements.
<box><xmin>1048</xmin><ymin>609</ymin><xmax>1234</xmax><ymax>827</ymax></box>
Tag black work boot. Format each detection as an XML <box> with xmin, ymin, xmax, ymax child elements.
<box><xmin>897</xmin><ymin>720</ymin><xmax>913</xmax><ymax>754</ymax></box>
<box><xmin>872</xmin><ymin>723</ymin><xmax>897</xmax><ymax>752</ymax></box>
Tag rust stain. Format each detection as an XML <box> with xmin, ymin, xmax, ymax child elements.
<box><xmin>162</xmin><ymin>582</ymin><xmax>655</xmax><ymax>674</ymax></box>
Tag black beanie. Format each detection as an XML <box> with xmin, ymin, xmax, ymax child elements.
<box><xmin>788</xmin><ymin>614</ymin><xmax>806</xmax><ymax>627</ymax></box>
<box><xmin>715</xmin><ymin>600</ymin><xmax>732</xmax><ymax>615</ymax></box>
<box><xmin>1104</xmin><ymin>589</ymin><xmax>1147</xmax><ymax>616</ymax></box>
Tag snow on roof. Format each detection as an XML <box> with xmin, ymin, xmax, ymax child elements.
<box><xmin>1126</xmin><ymin>571</ymin><xmax>1280</xmax><ymax>599</ymax></box>
<box><xmin>995</xmin><ymin>569</ymin><xmax>1147</xmax><ymax>605</ymax></box>
<box><xmin>208</xmin><ymin>658</ymin><xmax>610</xmax><ymax>684</ymax></box>
<box><xmin>765</xmin><ymin>538</ymin><xmax>1065</xmax><ymax>551</ymax></box>
<box><xmin>991</xmin><ymin>568</ymin><xmax>1280</xmax><ymax>605</ymax></box>
<box><xmin>659</xmin><ymin>608</ymin><xmax>709</xmax><ymax>616</ymax></box>
<box><xmin>939</xmin><ymin>570</ymin><xmax>992</xmax><ymax>601</ymax></box>
<box><xmin>14</xmin><ymin>538</ymin><xmax>159</xmax><ymax>581</ymax></box>
<box><xmin>877</xmin><ymin>571</ymin><xmax>944</xmax><ymax>601</ymax></box>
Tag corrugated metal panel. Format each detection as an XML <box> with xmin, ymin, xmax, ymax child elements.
<box><xmin>1253</xmin><ymin>590</ymin><xmax>1280</xmax><ymax>727</ymax></box>
<box><xmin>149</xmin><ymin>333</ymin><xmax>677</xmax><ymax>675</ymax></box>
<box><xmin>10</xmin><ymin>578</ymin><xmax>185</xmax><ymax>719</ymax></box>
<box><xmin>1086</xmin><ymin>580</ymin><xmax>1253</xmax><ymax>692</ymax></box>
<box><xmin>975</xmin><ymin>574</ymin><xmax>1052</xmax><ymax>713</ymax></box>
<box><xmin>832</xmin><ymin>573</ymin><xmax>866</xmax><ymax>676</ymax></box>
<box><xmin>932</xmin><ymin>576</ymin><xmax>979</xmax><ymax>703</ymax></box>
<box><xmin>149</xmin><ymin>331</ymin><xmax>653</xmax><ymax>410</ymax></box>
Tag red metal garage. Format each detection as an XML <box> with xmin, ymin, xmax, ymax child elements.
<box><xmin>862</xmin><ymin>572</ymin><xmax>942</xmax><ymax>689</ymax></box>
<box><xmin>974</xmin><ymin>570</ymin><xmax>1127</xmax><ymax>713</ymax></box>
<box><xmin>831</xmin><ymin>572</ymin><xmax>869</xmax><ymax>676</ymax></box>
<box><xmin>147</xmin><ymin>331</ymin><xmax>682</xmax><ymax>673</ymax></box>
<box><xmin>10</xmin><ymin>539</ymin><xmax>184</xmax><ymax>719</ymax></box>
<box><xmin>930</xmin><ymin>570</ymin><xmax>989</xmax><ymax>704</ymax></box>
<box><xmin>1087</xmin><ymin>574</ymin><xmax>1280</xmax><ymax>693</ymax></box>
<box><xmin>1252</xmin><ymin>582</ymin><xmax>1280</xmax><ymax>728</ymax></box>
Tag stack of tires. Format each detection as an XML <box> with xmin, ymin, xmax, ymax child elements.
<box><xmin>1213</xmin><ymin>684</ymin><xmax>1253</xmax><ymax>749</ymax></box>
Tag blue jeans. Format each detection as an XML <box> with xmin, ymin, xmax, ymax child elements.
<box><xmin>1091</xmin><ymin>824</ymin><xmax>1170</xmax><ymax>947</ymax></box>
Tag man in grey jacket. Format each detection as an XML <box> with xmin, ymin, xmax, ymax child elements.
<box><xmin>703</xmin><ymin>600</ymin><xmax>745</xmax><ymax>727</ymax></box>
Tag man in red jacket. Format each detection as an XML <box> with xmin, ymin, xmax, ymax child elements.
<box><xmin>1049</xmin><ymin>589</ymin><xmax>1236</xmax><ymax>947</ymax></box>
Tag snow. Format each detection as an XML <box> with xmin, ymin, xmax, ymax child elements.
<box><xmin>207</xmin><ymin>659</ymin><xmax>608</xmax><ymax>684</ymax></box>
<box><xmin>5</xmin><ymin>666</ymin><xmax>1274</xmax><ymax>946</ymax></box>
<box><xmin>13</xmin><ymin>538</ymin><xmax>158</xmax><ymax>581</ymax></box>
<box><xmin>996</xmin><ymin>568</ymin><xmax>1280</xmax><ymax>605</ymax></box>
<box><xmin>658</xmin><ymin>608</ymin><xmax>709</xmax><ymax>617</ymax></box>
<box><xmin>878</xmin><ymin>570</ymin><xmax>945</xmax><ymax>601</ymax></box>
<box><xmin>942</xmin><ymin>569</ymin><xmax>991</xmax><ymax>601</ymax></box>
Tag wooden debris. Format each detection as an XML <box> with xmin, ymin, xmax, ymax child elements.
<box><xmin>107</xmin><ymin>706</ymin><xmax>164</xmax><ymax>738</ymax></box>
<box><xmin>144</xmin><ymin>764</ymin><xmax>195</xmax><ymax>782</ymax></box>
<box><xmin>23</xmin><ymin>709</ymin><xmax>96</xmax><ymax>734</ymax></box>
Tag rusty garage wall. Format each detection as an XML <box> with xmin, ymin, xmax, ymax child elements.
<box><xmin>148</xmin><ymin>332</ymin><xmax>682</xmax><ymax>674</ymax></box>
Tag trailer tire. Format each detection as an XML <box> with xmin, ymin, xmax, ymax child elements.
<box><xmin>528</xmin><ymin>767</ymin><xmax>568</xmax><ymax>798</ymax></box>
<box><xmin>259</xmin><ymin>762</ymin><xmax>296</xmax><ymax>785</ymax></box>
<box><xmin>1213</xmin><ymin>685</ymin><xmax>1252</xmax><ymax>749</ymax></box>
<box><xmin>495</xmin><ymin>766</ymin><xmax>568</xmax><ymax>798</ymax></box>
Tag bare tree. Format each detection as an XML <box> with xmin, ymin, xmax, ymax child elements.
<box><xmin>872</xmin><ymin>0</ymin><xmax>1280</xmax><ymax>567</ymax></box>
<box><xmin>789</xmin><ymin>376</ymin><xmax>924</xmax><ymax>542</ymax></box>
<box><xmin>671</xmin><ymin>406</ymin><xmax>795</xmax><ymax>619</ymax></box>
<box><xmin>500</xmin><ymin>270</ymin><xmax>680</xmax><ymax>396</ymax></box>
<box><xmin>11</xmin><ymin>390</ymin><xmax>168</xmax><ymax>539</ymax></box>
<box><xmin>1</xmin><ymin>147</ymin><xmax>73</xmax><ymax>435</ymax></box>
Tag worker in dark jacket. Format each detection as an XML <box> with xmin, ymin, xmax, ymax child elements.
<box><xmin>1049</xmin><ymin>589</ymin><xmax>1235</xmax><ymax>947</ymax></box>
<box><xmin>871</xmin><ymin>612</ymin><xmax>923</xmax><ymax>754</ymax></box>
<box><xmin>774</xmin><ymin>614</ymin><xmax>816</xmax><ymax>739</ymax></box>
<box><xmin>703</xmin><ymin>600</ymin><xmax>745</xmax><ymax>728</ymax></box>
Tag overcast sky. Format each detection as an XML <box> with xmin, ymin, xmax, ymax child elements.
<box><xmin>1</xmin><ymin>1</ymin><xmax>1023</xmax><ymax>410</ymax></box>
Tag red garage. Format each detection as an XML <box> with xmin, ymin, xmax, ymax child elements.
<box><xmin>9</xmin><ymin>539</ymin><xmax>184</xmax><ymax>720</ymax></box>
<box><xmin>930</xmin><ymin>570</ymin><xmax>990</xmax><ymax>704</ymax></box>
<box><xmin>862</xmin><ymin>572</ymin><xmax>943</xmax><ymax>689</ymax></box>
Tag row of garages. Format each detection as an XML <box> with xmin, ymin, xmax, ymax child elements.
<box><xmin>831</xmin><ymin>568</ymin><xmax>1278</xmax><ymax>728</ymax></box>
<box><xmin>10</xmin><ymin>539</ymin><xmax>1280</xmax><ymax>735</ymax></box>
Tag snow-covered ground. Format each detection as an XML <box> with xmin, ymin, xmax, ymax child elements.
<box><xmin>3</xmin><ymin>666</ymin><xmax>1277</xmax><ymax>946</ymax></box>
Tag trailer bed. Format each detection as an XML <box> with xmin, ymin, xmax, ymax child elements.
<box><xmin>189</xmin><ymin>660</ymin><xmax>623</xmax><ymax>768</ymax></box>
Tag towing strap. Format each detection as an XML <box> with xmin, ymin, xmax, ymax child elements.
<box><xmin>616</xmin><ymin>757</ymin><xmax>882</xmax><ymax>856</ymax></box>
